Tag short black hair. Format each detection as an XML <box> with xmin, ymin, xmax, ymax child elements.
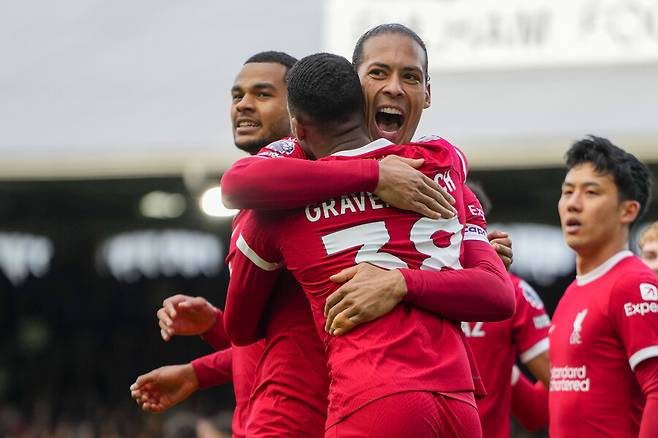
<box><xmin>286</xmin><ymin>53</ymin><xmax>364</xmax><ymax>125</ymax></box>
<box><xmin>466</xmin><ymin>181</ymin><xmax>492</xmax><ymax>216</ymax></box>
<box><xmin>352</xmin><ymin>23</ymin><xmax>429</xmax><ymax>80</ymax></box>
<box><xmin>565</xmin><ymin>135</ymin><xmax>653</xmax><ymax>225</ymax></box>
<box><xmin>244</xmin><ymin>51</ymin><xmax>298</xmax><ymax>71</ymax></box>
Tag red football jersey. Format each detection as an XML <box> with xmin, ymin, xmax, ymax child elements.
<box><xmin>226</xmin><ymin>196</ymin><xmax>329</xmax><ymax>436</ymax></box>
<box><xmin>463</xmin><ymin>274</ymin><xmax>550</xmax><ymax>438</ymax></box>
<box><xmin>549</xmin><ymin>251</ymin><xmax>658</xmax><ymax>437</ymax></box>
<box><xmin>225</xmin><ymin>138</ymin><xmax>503</xmax><ymax>427</ymax></box>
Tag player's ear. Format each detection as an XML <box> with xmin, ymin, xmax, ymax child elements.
<box><xmin>619</xmin><ymin>199</ymin><xmax>640</xmax><ymax>226</ymax></box>
<box><xmin>290</xmin><ymin>116</ymin><xmax>305</xmax><ymax>141</ymax></box>
<box><xmin>424</xmin><ymin>81</ymin><xmax>431</xmax><ymax>109</ymax></box>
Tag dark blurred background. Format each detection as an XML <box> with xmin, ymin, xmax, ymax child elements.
<box><xmin>1</xmin><ymin>167</ymin><xmax>656</xmax><ymax>436</ymax></box>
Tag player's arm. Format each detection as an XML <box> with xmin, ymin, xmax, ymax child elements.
<box><xmin>191</xmin><ymin>348</ymin><xmax>233</xmax><ymax>389</ymax></box>
<box><xmin>400</xmin><ymin>238</ymin><xmax>515</xmax><ymax>321</ymax></box>
<box><xmin>325</xmin><ymin>239</ymin><xmax>515</xmax><ymax>333</ymax></box>
<box><xmin>156</xmin><ymin>294</ymin><xmax>230</xmax><ymax>350</ymax></box>
<box><xmin>223</xmin><ymin>223</ymin><xmax>282</xmax><ymax>346</ymax></box>
<box><xmin>129</xmin><ymin>348</ymin><xmax>232</xmax><ymax>413</ymax></box>
<box><xmin>510</xmin><ymin>365</ymin><xmax>549</xmax><ymax>431</ymax></box>
<box><xmin>636</xmin><ymin>357</ymin><xmax>658</xmax><ymax>438</ymax></box>
<box><xmin>221</xmin><ymin>147</ymin><xmax>455</xmax><ymax>219</ymax></box>
<box><xmin>397</xmin><ymin>184</ymin><xmax>514</xmax><ymax>321</ymax></box>
<box><xmin>609</xmin><ymin>274</ymin><xmax>658</xmax><ymax>438</ymax></box>
<box><xmin>324</xmin><ymin>187</ymin><xmax>514</xmax><ymax>333</ymax></box>
<box><xmin>511</xmin><ymin>278</ymin><xmax>551</xmax><ymax>386</ymax></box>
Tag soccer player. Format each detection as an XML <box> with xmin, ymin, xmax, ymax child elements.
<box><xmin>462</xmin><ymin>183</ymin><xmax>550</xmax><ymax>438</ymax></box>
<box><xmin>550</xmin><ymin>136</ymin><xmax>658</xmax><ymax>437</ymax></box>
<box><xmin>639</xmin><ymin>221</ymin><xmax>658</xmax><ymax>275</ymax></box>
<box><xmin>221</xmin><ymin>23</ymin><xmax>513</xmax><ymax>326</ymax></box>
<box><xmin>224</xmin><ymin>53</ymin><xmax>514</xmax><ymax>437</ymax></box>
<box><xmin>130</xmin><ymin>50</ymin><xmax>449</xmax><ymax>437</ymax></box>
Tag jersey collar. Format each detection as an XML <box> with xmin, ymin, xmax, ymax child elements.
<box><xmin>576</xmin><ymin>250</ymin><xmax>634</xmax><ymax>286</ymax></box>
<box><xmin>331</xmin><ymin>138</ymin><xmax>394</xmax><ymax>157</ymax></box>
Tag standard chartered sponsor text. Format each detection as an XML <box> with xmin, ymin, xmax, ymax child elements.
<box><xmin>550</xmin><ymin>365</ymin><xmax>590</xmax><ymax>392</ymax></box>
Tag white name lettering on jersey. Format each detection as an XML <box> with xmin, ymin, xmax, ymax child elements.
<box><xmin>304</xmin><ymin>192</ymin><xmax>388</xmax><ymax>223</ymax></box>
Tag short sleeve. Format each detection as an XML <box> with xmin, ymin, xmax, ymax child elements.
<box><xmin>462</xmin><ymin>185</ymin><xmax>488</xmax><ymax>243</ymax></box>
<box><xmin>609</xmin><ymin>272</ymin><xmax>658</xmax><ymax>370</ymax></box>
<box><xmin>511</xmin><ymin>276</ymin><xmax>551</xmax><ymax>363</ymax></box>
<box><xmin>234</xmin><ymin>212</ymin><xmax>284</xmax><ymax>271</ymax></box>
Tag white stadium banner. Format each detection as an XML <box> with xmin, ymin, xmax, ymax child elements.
<box><xmin>324</xmin><ymin>0</ymin><xmax>658</xmax><ymax>70</ymax></box>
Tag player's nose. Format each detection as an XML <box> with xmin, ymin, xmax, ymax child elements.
<box><xmin>382</xmin><ymin>74</ymin><xmax>404</xmax><ymax>97</ymax></box>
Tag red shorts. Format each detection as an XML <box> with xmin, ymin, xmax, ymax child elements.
<box><xmin>325</xmin><ymin>391</ymin><xmax>482</xmax><ymax>438</ymax></box>
<box><xmin>247</xmin><ymin>395</ymin><xmax>326</xmax><ymax>438</ymax></box>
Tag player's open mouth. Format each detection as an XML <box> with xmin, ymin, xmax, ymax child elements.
<box><xmin>374</xmin><ymin>106</ymin><xmax>405</xmax><ymax>141</ymax></box>
<box><xmin>564</xmin><ymin>218</ymin><xmax>582</xmax><ymax>234</ymax></box>
<box><xmin>235</xmin><ymin>118</ymin><xmax>260</xmax><ymax>135</ymax></box>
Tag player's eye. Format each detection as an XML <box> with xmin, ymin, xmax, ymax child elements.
<box><xmin>404</xmin><ymin>73</ymin><xmax>421</xmax><ymax>83</ymax></box>
<box><xmin>368</xmin><ymin>69</ymin><xmax>386</xmax><ymax>78</ymax></box>
<box><xmin>257</xmin><ymin>92</ymin><xmax>272</xmax><ymax>98</ymax></box>
<box><xmin>232</xmin><ymin>94</ymin><xmax>243</xmax><ymax>102</ymax></box>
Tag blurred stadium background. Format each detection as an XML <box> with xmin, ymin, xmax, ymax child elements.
<box><xmin>1</xmin><ymin>0</ymin><xmax>657</xmax><ymax>436</ymax></box>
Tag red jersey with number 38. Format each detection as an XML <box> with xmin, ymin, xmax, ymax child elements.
<box><xmin>228</xmin><ymin>138</ymin><xmax>479</xmax><ymax>426</ymax></box>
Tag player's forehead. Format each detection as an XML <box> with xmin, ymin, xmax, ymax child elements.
<box><xmin>562</xmin><ymin>162</ymin><xmax>616</xmax><ymax>190</ymax></box>
<box><xmin>232</xmin><ymin>62</ymin><xmax>287</xmax><ymax>92</ymax></box>
<box><xmin>359</xmin><ymin>33</ymin><xmax>425</xmax><ymax>73</ymax></box>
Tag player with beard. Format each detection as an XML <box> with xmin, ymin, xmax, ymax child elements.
<box><xmin>639</xmin><ymin>222</ymin><xmax>658</xmax><ymax>275</ymax></box>
<box><xmin>130</xmin><ymin>51</ymin><xmax>449</xmax><ymax>437</ymax></box>
<box><xmin>221</xmin><ymin>24</ymin><xmax>513</xmax><ymax>330</ymax></box>
<box><xmin>224</xmin><ymin>52</ymin><xmax>514</xmax><ymax>437</ymax></box>
<box><xmin>551</xmin><ymin>136</ymin><xmax>658</xmax><ymax>437</ymax></box>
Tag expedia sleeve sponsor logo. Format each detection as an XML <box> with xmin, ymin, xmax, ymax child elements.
<box><xmin>624</xmin><ymin>301</ymin><xmax>658</xmax><ymax>317</ymax></box>
<box><xmin>464</xmin><ymin>223</ymin><xmax>488</xmax><ymax>242</ymax></box>
<box><xmin>640</xmin><ymin>283</ymin><xmax>658</xmax><ymax>301</ymax></box>
<box><xmin>550</xmin><ymin>365</ymin><xmax>590</xmax><ymax>392</ymax></box>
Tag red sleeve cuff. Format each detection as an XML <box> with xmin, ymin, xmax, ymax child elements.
<box><xmin>191</xmin><ymin>349</ymin><xmax>233</xmax><ymax>389</ymax></box>
<box><xmin>200</xmin><ymin>309</ymin><xmax>230</xmax><ymax>350</ymax></box>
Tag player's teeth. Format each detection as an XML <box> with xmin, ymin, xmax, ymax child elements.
<box><xmin>379</xmin><ymin>107</ymin><xmax>402</xmax><ymax>115</ymax></box>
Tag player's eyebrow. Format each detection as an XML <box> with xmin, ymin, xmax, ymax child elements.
<box><xmin>230</xmin><ymin>85</ymin><xmax>243</xmax><ymax>94</ymax></box>
<box><xmin>251</xmin><ymin>83</ymin><xmax>277</xmax><ymax>91</ymax></box>
<box><xmin>562</xmin><ymin>181</ymin><xmax>602</xmax><ymax>189</ymax></box>
<box><xmin>367</xmin><ymin>62</ymin><xmax>391</xmax><ymax>70</ymax></box>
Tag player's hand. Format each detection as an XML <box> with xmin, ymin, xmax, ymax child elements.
<box><xmin>157</xmin><ymin>294</ymin><xmax>218</xmax><ymax>341</ymax></box>
<box><xmin>129</xmin><ymin>363</ymin><xmax>199</xmax><ymax>413</ymax></box>
<box><xmin>375</xmin><ymin>155</ymin><xmax>456</xmax><ymax>220</ymax></box>
<box><xmin>324</xmin><ymin>263</ymin><xmax>407</xmax><ymax>336</ymax></box>
<box><xmin>488</xmin><ymin>230</ymin><xmax>513</xmax><ymax>270</ymax></box>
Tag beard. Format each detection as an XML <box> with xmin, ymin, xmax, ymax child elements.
<box><xmin>235</xmin><ymin>138</ymin><xmax>270</xmax><ymax>156</ymax></box>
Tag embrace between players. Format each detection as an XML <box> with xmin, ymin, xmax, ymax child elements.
<box><xmin>131</xmin><ymin>24</ymin><xmax>658</xmax><ymax>438</ymax></box>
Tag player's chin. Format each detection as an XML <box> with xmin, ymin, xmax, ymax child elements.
<box><xmin>235</xmin><ymin>136</ymin><xmax>267</xmax><ymax>155</ymax></box>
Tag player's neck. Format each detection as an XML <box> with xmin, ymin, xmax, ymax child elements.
<box><xmin>312</xmin><ymin>125</ymin><xmax>372</xmax><ymax>158</ymax></box>
<box><xmin>575</xmin><ymin>232</ymin><xmax>629</xmax><ymax>277</ymax></box>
